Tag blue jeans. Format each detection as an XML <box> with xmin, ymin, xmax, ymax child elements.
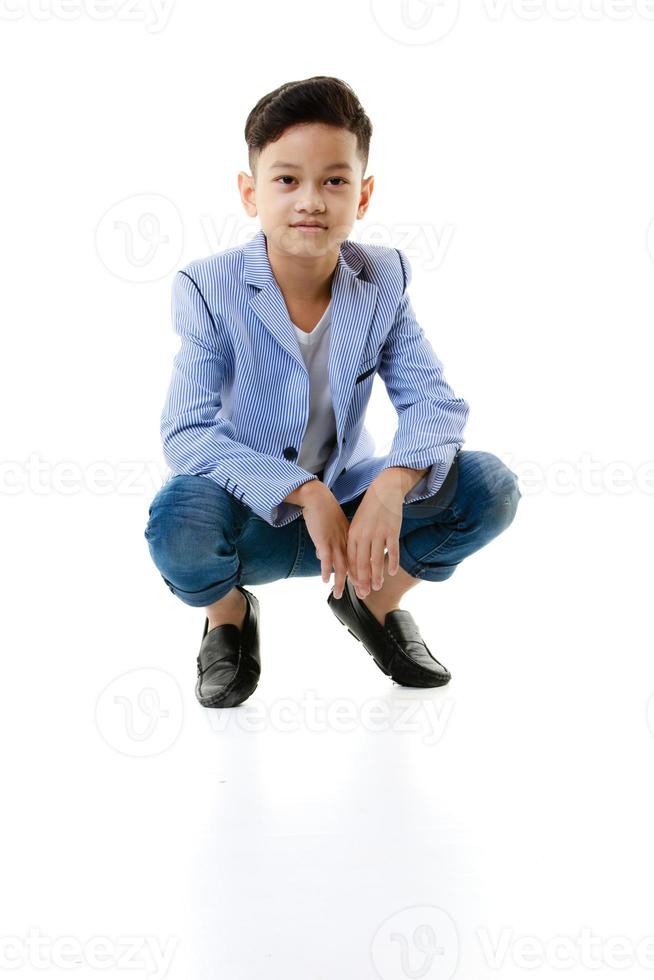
<box><xmin>143</xmin><ymin>450</ymin><xmax>521</xmax><ymax>607</ymax></box>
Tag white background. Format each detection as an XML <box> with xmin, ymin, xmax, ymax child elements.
<box><xmin>1</xmin><ymin>1</ymin><xmax>653</xmax><ymax>977</ymax></box>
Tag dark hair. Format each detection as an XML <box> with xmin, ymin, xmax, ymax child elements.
<box><xmin>244</xmin><ymin>76</ymin><xmax>372</xmax><ymax>181</ymax></box>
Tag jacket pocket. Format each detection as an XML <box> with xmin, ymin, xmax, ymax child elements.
<box><xmin>355</xmin><ymin>363</ymin><xmax>377</xmax><ymax>384</ymax></box>
<box><xmin>354</xmin><ymin>343</ymin><xmax>383</xmax><ymax>384</ymax></box>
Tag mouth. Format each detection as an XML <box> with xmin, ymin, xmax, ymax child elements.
<box><xmin>291</xmin><ymin>222</ymin><xmax>327</xmax><ymax>230</ymax></box>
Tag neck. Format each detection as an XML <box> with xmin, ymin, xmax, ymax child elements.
<box><xmin>264</xmin><ymin>234</ymin><xmax>339</xmax><ymax>302</ymax></box>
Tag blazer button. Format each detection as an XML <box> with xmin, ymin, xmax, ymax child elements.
<box><xmin>283</xmin><ymin>446</ymin><xmax>298</xmax><ymax>461</ymax></box>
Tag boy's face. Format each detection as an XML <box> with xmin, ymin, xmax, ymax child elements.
<box><xmin>238</xmin><ymin>122</ymin><xmax>374</xmax><ymax>258</ymax></box>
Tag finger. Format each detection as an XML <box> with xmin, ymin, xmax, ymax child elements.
<box><xmin>387</xmin><ymin>540</ymin><xmax>400</xmax><ymax>575</ymax></box>
<box><xmin>347</xmin><ymin>537</ymin><xmax>358</xmax><ymax>587</ymax></box>
<box><xmin>357</xmin><ymin>542</ymin><xmax>372</xmax><ymax>595</ymax></box>
<box><xmin>333</xmin><ymin>557</ymin><xmax>347</xmax><ymax>599</ymax></box>
<box><xmin>320</xmin><ymin>552</ymin><xmax>333</xmax><ymax>585</ymax></box>
<box><xmin>370</xmin><ymin>539</ymin><xmax>386</xmax><ymax>590</ymax></box>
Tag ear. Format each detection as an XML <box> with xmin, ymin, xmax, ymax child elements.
<box><xmin>357</xmin><ymin>174</ymin><xmax>375</xmax><ymax>219</ymax></box>
<box><xmin>237</xmin><ymin>171</ymin><xmax>258</xmax><ymax>218</ymax></box>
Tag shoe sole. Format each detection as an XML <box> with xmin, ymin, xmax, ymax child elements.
<box><xmin>329</xmin><ymin>603</ymin><xmax>393</xmax><ymax>678</ymax></box>
<box><xmin>328</xmin><ymin>591</ymin><xmax>451</xmax><ymax>689</ymax></box>
<box><xmin>196</xmin><ymin>680</ymin><xmax>259</xmax><ymax>709</ymax></box>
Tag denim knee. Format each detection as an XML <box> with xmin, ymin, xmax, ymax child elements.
<box><xmin>144</xmin><ymin>476</ymin><xmax>242</xmax><ymax>605</ymax></box>
<box><xmin>478</xmin><ymin>464</ymin><xmax>521</xmax><ymax>534</ymax></box>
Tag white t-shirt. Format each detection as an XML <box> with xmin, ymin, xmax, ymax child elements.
<box><xmin>291</xmin><ymin>300</ymin><xmax>338</xmax><ymax>475</ymax></box>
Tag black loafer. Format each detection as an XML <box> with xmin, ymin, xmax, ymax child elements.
<box><xmin>195</xmin><ymin>586</ymin><xmax>261</xmax><ymax>708</ymax></box>
<box><xmin>327</xmin><ymin>576</ymin><xmax>451</xmax><ymax>687</ymax></box>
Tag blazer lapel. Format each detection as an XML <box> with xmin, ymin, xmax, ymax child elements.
<box><xmin>243</xmin><ymin>228</ymin><xmax>378</xmax><ymax>440</ymax></box>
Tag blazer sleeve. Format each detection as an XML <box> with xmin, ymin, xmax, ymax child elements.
<box><xmin>377</xmin><ymin>248</ymin><xmax>471</xmax><ymax>503</ymax></box>
<box><xmin>159</xmin><ymin>270</ymin><xmax>319</xmax><ymax>528</ymax></box>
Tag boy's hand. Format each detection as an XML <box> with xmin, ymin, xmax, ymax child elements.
<box><xmin>300</xmin><ymin>484</ymin><xmax>353</xmax><ymax>600</ymax></box>
<box><xmin>346</xmin><ymin>480</ymin><xmax>404</xmax><ymax>597</ymax></box>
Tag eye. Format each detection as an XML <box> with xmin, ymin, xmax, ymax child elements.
<box><xmin>274</xmin><ymin>176</ymin><xmax>348</xmax><ymax>186</ymax></box>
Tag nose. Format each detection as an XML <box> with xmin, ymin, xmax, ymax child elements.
<box><xmin>295</xmin><ymin>192</ymin><xmax>326</xmax><ymax>213</ymax></box>
<box><xmin>296</xmin><ymin>205</ymin><xmax>325</xmax><ymax>217</ymax></box>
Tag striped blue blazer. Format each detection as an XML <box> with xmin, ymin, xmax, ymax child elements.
<box><xmin>160</xmin><ymin>227</ymin><xmax>470</xmax><ymax>528</ymax></box>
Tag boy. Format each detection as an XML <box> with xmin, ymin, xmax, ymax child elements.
<box><xmin>144</xmin><ymin>76</ymin><xmax>521</xmax><ymax>709</ymax></box>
